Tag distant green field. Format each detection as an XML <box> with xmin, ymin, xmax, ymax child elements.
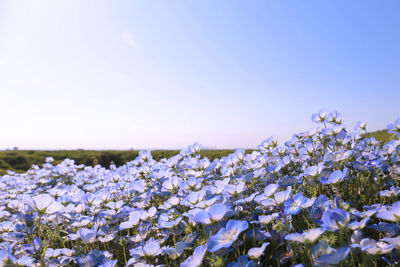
<box><xmin>0</xmin><ymin>129</ymin><xmax>392</xmax><ymax>175</ymax></box>
<box><xmin>362</xmin><ymin>129</ymin><xmax>393</xmax><ymax>143</ymax></box>
<box><xmin>0</xmin><ymin>149</ymin><xmax>248</xmax><ymax>175</ymax></box>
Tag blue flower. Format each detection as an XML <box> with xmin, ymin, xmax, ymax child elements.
<box><xmin>320</xmin><ymin>208</ymin><xmax>350</xmax><ymax>231</ymax></box>
<box><xmin>207</xmin><ymin>220</ymin><xmax>249</xmax><ymax>252</ymax></box>
<box><xmin>194</xmin><ymin>203</ymin><xmax>229</xmax><ymax>225</ymax></box>
<box><xmin>319</xmin><ymin>169</ymin><xmax>347</xmax><ymax>185</ymax></box>
<box><xmin>284</xmin><ymin>193</ymin><xmax>308</xmax><ymax>215</ymax></box>
<box><xmin>227</xmin><ymin>255</ymin><xmax>256</xmax><ymax>267</ymax></box>
<box><xmin>376</xmin><ymin>201</ymin><xmax>400</xmax><ymax>222</ymax></box>
<box><xmin>180</xmin><ymin>245</ymin><xmax>207</xmax><ymax>267</ymax></box>
<box><xmin>247</xmin><ymin>242</ymin><xmax>269</xmax><ymax>259</ymax></box>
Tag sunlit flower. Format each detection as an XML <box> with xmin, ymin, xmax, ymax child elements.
<box><xmin>247</xmin><ymin>242</ymin><xmax>269</xmax><ymax>259</ymax></box>
<box><xmin>180</xmin><ymin>245</ymin><xmax>207</xmax><ymax>267</ymax></box>
<box><xmin>376</xmin><ymin>201</ymin><xmax>400</xmax><ymax>223</ymax></box>
<box><xmin>319</xmin><ymin>168</ymin><xmax>348</xmax><ymax>185</ymax></box>
<box><xmin>194</xmin><ymin>203</ymin><xmax>229</xmax><ymax>224</ymax></box>
<box><xmin>24</xmin><ymin>194</ymin><xmax>64</xmax><ymax>214</ymax></box>
<box><xmin>207</xmin><ymin>220</ymin><xmax>248</xmax><ymax>252</ymax></box>
<box><xmin>284</xmin><ymin>193</ymin><xmax>308</xmax><ymax>215</ymax></box>
<box><xmin>285</xmin><ymin>228</ymin><xmax>325</xmax><ymax>244</ymax></box>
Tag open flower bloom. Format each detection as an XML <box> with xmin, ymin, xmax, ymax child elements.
<box><xmin>387</xmin><ymin>118</ymin><xmax>400</xmax><ymax>133</ymax></box>
<box><xmin>312</xmin><ymin>241</ymin><xmax>350</xmax><ymax>266</ymax></box>
<box><xmin>128</xmin><ymin>239</ymin><xmax>163</xmax><ymax>265</ymax></box>
<box><xmin>376</xmin><ymin>201</ymin><xmax>400</xmax><ymax>222</ymax></box>
<box><xmin>163</xmin><ymin>242</ymin><xmax>186</xmax><ymax>260</ymax></box>
<box><xmin>207</xmin><ymin>220</ymin><xmax>249</xmax><ymax>252</ymax></box>
<box><xmin>194</xmin><ymin>203</ymin><xmax>229</xmax><ymax>225</ymax></box>
<box><xmin>348</xmin><ymin>217</ymin><xmax>370</xmax><ymax>230</ymax></box>
<box><xmin>227</xmin><ymin>255</ymin><xmax>257</xmax><ymax>267</ymax></box>
<box><xmin>180</xmin><ymin>245</ymin><xmax>207</xmax><ymax>267</ymax></box>
<box><xmin>320</xmin><ymin>208</ymin><xmax>350</xmax><ymax>231</ymax></box>
<box><xmin>319</xmin><ymin>169</ymin><xmax>347</xmax><ymax>185</ymax></box>
<box><xmin>303</xmin><ymin>162</ymin><xmax>325</xmax><ymax>177</ymax></box>
<box><xmin>247</xmin><ymin>242</ymin><xmax>269</xmax><ymax>259</ymax></box>
<box><xmin>24</xmin><ymin>194</ymin><xmax>64</xmax><ymax>214</ymax></box>
<box><xmin>314</xmin><ymin>247</ymin><xmax>350</xmax><ymax>266</ymax></box>
<box><xmin>119</xmin><ymin>211</ymin><xmax>140</xmax><ymax>230</ymax></box>
<box><xmin>380</xmin><ymin>236</ymin><xmax>400</xmax><ymax>247</ymax></box>
<box><xmin>260</xmin><ymin>186</ymin><xmax>292</xmax><ymax>207</ymax></box>
<box><xmin>359</xmin><ymin>238</ymin><xmax>396</xmax><ymax>255</ymax></box>
<box><xmin>285</xmin><ymin>228</ymin><xmax>325</xmax><ymax>244</ymax></box>
<box><xmin>259</xmin><ymin>213</ymin><xmax>280</xmax><ymax>225</ymax></box>
<box><xmin>284</xmin><ymin>193</ymin><xmax>308</xmax><ymax>215</ymax></box>
<box><xmin>69</xmin><ymin>225</ymin><xmax>98</xmax><ymax>244</ymax></box>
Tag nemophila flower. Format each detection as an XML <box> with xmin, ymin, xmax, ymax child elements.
<box><xmin>227</xmin><ymin>255</ymin><xmax>256</xmax><ymax>267</ymax></box>
<box><xmin>163</xmin><ymin>242</ymin><xmax>186</xmax><ymax>260</ymax></box>
<box><xmin>48</xmin><ymin>188</ymin><xmax>67</xmax><ymax>198</ymax></box>
<box><xmin>194</xmin><ymin>203</ymin><xmax>229</xmax><ymax>224</ymax></box>
<box><xmin>128</xmin><ymin>239</ymin><xmax>163</xmax><ymax>265</ymax></box>
<box><xmin>319</xmin><ymin>168</ymin><xmax>348</xmax><ymax>185</ymax></box>
<box><xmin>0</xmin><ymin>222</ymin><xmax>15</xmax><ymax>233</ymax></box>
<box><xmin>247</xmin><ymin>242</ymin><xmax>269</xmax><ymax>259</ymax></box>
<box><xmin>327</xmin><ymin>110</ymin><xmax>344</xmax><ymax>125</ymax></box>
<box><xmin>159</xmin><ymin>196</ymin><xmax>181</xmax><ymax>210</ymax></box>
<box><xmin>23</xmin><ymin>236</ymin><xmax>42</xmax><ymax>254</ymax></box>
<box><xmin>254</xmin><ymin>184</ymin><xmax>279</xmax><ymax>203</ymax></box>
<box><xmin>223</xmin><ymin>181</ymin><xmax>246</xmax><ymax>196</ymax></box>
<box><xmin>368</xmin><ymin>222</ymin><xmax>398</xmax><ymax>236</ymax></box>
<box><xmin>376</xmin><ymin>201</ymin><xmax>400</xmax><ymax>222</ymax></box>
<box><xmin>158</xmin><ymin>216</ymin><xmax>182</xmax><ymax>229</ymax></box>
<box><xmin>75</xmin><ymin>250</ymin><xmax>114</xmax><ymax>267</ymax></box>
<box><xmin>119</xmin><ymin>211</ymin><xmax>140</xmax><ymax>230</ymax></box>
<box><xmin>207</xmin><ymin>220</ymin><xmax>249</xmax><ymax>252</ymax></box>
<box><xmin>380</xmin><ymin>236</ymin><xmax>400</xmax><ymax>248</ymax></box>
<box><xmin>380</xmin><ymin>186</ymin><xmax>400</xmax><ymax>198</ymax></box>
<box><xmin>45</xmin><ymin>248</ymin><xmax>75</xmax><ymax>258</ymax></box>
<box><xmin>69</xmin><ymin>225</ymin><xmax>98</xmax><ymax>244</ymax></box>
<box><xmin>284</xmin><ymin>193</ymin><xmax>308</xmax><ymax>215</ymax></box>
<box><xmin>387</xmin><ymin>118</ymin><xmax>400</xmax><ymax>134</ymax></box>
<box><xmin>180</xmin><ymin>245</ymin><xmax>207</xmax><ymax>267</ymax></box>
<box><xmin>320</xmin><ymin>208</ymin><xmax>350</xmax><ymax>231</ymax></box>
<box><xmin>303</xmin><ymin>162</ymin><xmax>324</xmax><ymax>177</ymax></box>
<box><xmin>348</xmin><ymin>217</ymin><xmax>370</xmax><ymax>230</ymax></box>
<box><xmin>24</xmin><ymin>194</ymin><xmax>64</xmax><ymax>214</ymax></box>
<box><xmin>382</xmin><ymin>140</ymin><xmax>400</xmax><ymax>155</ymax></box>
<box><xmin>355</xmin><ymin>121</ymin><xmax>367</xmax><ymax>131</ymax></box>
<box><xmin>285</xmin><ymin>228</ymin><xmax>325</xmax><ymax>244</ymax></box>
<box><xmin>259</xmin><ymin>213</ymin><xmax>280</xmax><ymax>225</ymax></box>
<box><xmin>312</xmin><ymin>109</ymin><xmax>330</xmax><ymax>123</ymax></box>
<box><xmin>350</xmin><ymin>229</ymin><xmax>364</xmax><ymax>245</ymax></box>
<box><xmin>209</xmin><ymin>178</ymin><xmax>231</xmax><ymax>194</ymax></box>
<box><xmin>314</xmin><ymin>246</ymin><xmax>350</xmax><ymax>266</ymax></box>
<box><xmin>359</xmin><ymin>238</ymin><xmax>395</xmax><ymax>255</ymax></box>
<box><xmin>180</xmin><ymin>177</ymin><xmax>203</xmax><ymax>191</ymax></box>
<box><xmin>323</xmin><ymin>150</ymin><xmax>352</xmax><ymax>162</ymax></box>
<box><xmin>162</xmin><ymin>176</ymin><xmax>181</xmax><ymax>191</ymax></box>
<box><xmin>261</xmin><ymin>186</ymin><xmax>292</xmax><ymax>207</ymax></box>
<box><xmin>181</xmin><ymin>190</ymin><xmax>207</xmax><ymax>208</ymax></box>
<box><xmin>258</xmin><ymin>136</ymin><xmax>278</xmax><ymax>151</ymax></box>
<box><xmin>17</xmin><ymin>256</ymin><xmax>35</xmax><ymax>266</ymax></box>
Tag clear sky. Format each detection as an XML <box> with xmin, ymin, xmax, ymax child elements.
<box><xmin>0</xmin><ymin>0</ymin><xmax>399</xmax><ymax>150</ymax></box>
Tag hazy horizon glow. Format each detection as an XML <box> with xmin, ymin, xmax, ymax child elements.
<box><xmin>0</xmin><ymin>1</ymin><xmax>399</xmax><ymax>150</ymax></box>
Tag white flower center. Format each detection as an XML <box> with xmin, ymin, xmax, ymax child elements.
<box><xmin>219</xmin><ymin>229</ymin><xmax>238</xmax><ymax>244</ymax></box>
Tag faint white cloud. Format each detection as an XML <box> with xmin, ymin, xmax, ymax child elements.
<box><xmin>121</xmin><ymin>32</ymin><xmax>137</xmax><ymax>48</ymax></box>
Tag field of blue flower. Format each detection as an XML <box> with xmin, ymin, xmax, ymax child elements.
<box><xmin>1</xmin><ymin>110</ymin><xmax>400</xmax><ymax>266</ymax></box>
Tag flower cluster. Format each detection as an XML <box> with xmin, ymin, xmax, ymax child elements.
<box><xmin>0</xmin><ymin>109</ymin><xmax>400</xmax><ymax>266</ymax></box>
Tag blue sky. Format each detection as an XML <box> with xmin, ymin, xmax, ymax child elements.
<box><xmin>0</xmin><ymin>0</ymin><xmax>399</xmax><ymax>149</ymax></box>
